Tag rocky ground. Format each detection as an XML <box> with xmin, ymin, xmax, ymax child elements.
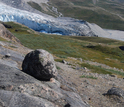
<box><xmin>0</xmin><ymin>41</ymin><xmax>90</xmax><ymax>107</ymax></box>
<box><xmin>0</xmin><ymin>25</ymin><xmax>124</xmax><ymax>107</ymax></box>
<box><xmin>56</xmin><ymin>60</ymin><xmax>124</xmax><ymax>107</ymax></box>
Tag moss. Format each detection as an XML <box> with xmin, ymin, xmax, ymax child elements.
<box><xmin>27</xmin><ymin>1</ymin><xmax>42</xmax><ymax>12</ymax></box>
<box><xmin>39</xmin><ymin>57</ymin><xmax>44</xmax><ymax>62</ymax></box>
<box><xmin>56</xmin><ymin>66</ymin><xmax>61</xmax><ymax>70</ymax></box>
<box><xmin>0</xmin><ymin>37</ymin><xmax>7</xmax><ymax>42</ymax></box>
<box><xmin>80</xmin><ymin>63</ymin><xmax>112</xmax><ymax>74</ymax></box>
<box><xmin>80</xmin><ymin>75</ymin><xmax>97</xmax><ymax>79</ymax></box>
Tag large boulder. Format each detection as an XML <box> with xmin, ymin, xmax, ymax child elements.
<box><xmin>22</xmin><ymin>49</ymin><xmax>58</xmax><ymax>80</ymax></box>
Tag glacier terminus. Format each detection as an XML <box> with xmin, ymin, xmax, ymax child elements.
<box><xmin>0</xmin><ymin>2</ymin><xmax>124</xmax><ymax>41</ymax></box>
<box><xmin>0</xmin><ymin>3</ymin><xmax>98</xmax><ymax>36</ymax></box>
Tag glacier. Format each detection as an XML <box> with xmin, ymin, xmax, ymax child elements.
<box><xmin>0</xmin><ymin>2</ymin><xmax>124</xmax><ymax>41</ymax></box>
<box><xmin>0</xmin><ymin>3</ymin><xmax>97</xmax><ymax>36</ymax></box>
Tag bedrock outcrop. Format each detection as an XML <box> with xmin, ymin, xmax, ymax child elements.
<box><xmin>0</xmin><ymin>46</ymin><xmax>89</xmax><ymax>107</ymax></box>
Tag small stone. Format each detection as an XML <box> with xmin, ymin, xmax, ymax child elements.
<box><xmin>84</xmin><ymin>67</ymin><xmax>88</xmax><ymax>72</ymax></box>
<box><xmin>5</xmin><ymin>53</ymin><xmax>11</xmax><ymax>58</ymax></box>
<box><xmin>79</xmin><ymin>58</ymin><xmax>83</xmax><ymax>62</ymax></box>
<box><xmin>89</xmin><ymin>98</ymin><xmax>91</xmax><ymax>100</ymax></box>
<box><xmin>109</xmin><ymin>75</ymin><xmax>116</xmax><ymax>77</ymax></box>
<box><xmin>62</xmin><ymin>60</ymin><xmax>68</xmax><ymax>65</ymax></box>
<box><xmin>50</xmin><ymin>78</ymin><xmax>55</xmax><ymax>83</ymax></box>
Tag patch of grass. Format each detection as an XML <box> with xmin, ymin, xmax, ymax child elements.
<box><xmin>27</xmin><ymin>1</ymin><xmax>42</xmax><ymax>12</ymax></box>
<box><xmin>105</xmin><ymin>69</ymin><xmax>124</xmax><ymax>77</ymax></box>
<box><xmin>56</xmin><ymin>55</ymin><xmax>67</xmax><ymax>59</ymax></box>
<box><xmin>56</xmin><ymin>66</ymin><xmax>61</xmax><ymax>70</ymax></box>
<box><xmin>0</xmin><ymin>37</ymin><xmax>7</xmax><ymax>42</ymax></box>
<box><xmin>71</xmin><ymin>36</ymin><xmax>117</xmax><ymax>44</ymax></box>
<box><xmin>120</xmin><ymin>60</ymin><xmax>124</xmax><ymax>63</ymax></box>
<box><xmin>28</xmin><ymin>1</ymin><xmax>60</xmax><ymax>17</ymax></box>
<box><xmin>55</xmin><ymin>59</ymin><xmax>63</xmax><ymax>62</ymax></box>
<box><xmin>9</xmin><ymin>45</ymin><xmax>18</xmax><ymax>48</ymax></box>
<box><xmin>80</xmin><ymin>63</ymin><xmax>112</xmax><ymax>74</ymax></box>
<box><xmin>81</xmin><ymin>62</ymin><xmax>124</xmax><ymax>77</ymax></box>
<box><xmin>86</xmin><ymin>44</ymin><xmax>124</xmax><ymax>59</ymax></box>
<box><xmin>1</xmin><ymin>22</ymin><xmax>30</xmax><ymax>33</ymax></box>
<box><xmin>80</xmin><ymin>75</ymin><xmax>97</xmax><ymax>79</ymax></box>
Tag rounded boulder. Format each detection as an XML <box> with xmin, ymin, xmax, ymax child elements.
<box><xmin>22</xmin><ymin>49</ymin><xmax>58</xmax><ymax>80</ymax></box>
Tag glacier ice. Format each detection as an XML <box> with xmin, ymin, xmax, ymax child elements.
<box><xmin>0</xmin><ymin>3</ymin><xmax>97</xmax><ymax>36</ymax></box>
<box><xmin>0</xmin><ymin>2</ymin><xmax>124</xmax><ymax>41</ymax></box>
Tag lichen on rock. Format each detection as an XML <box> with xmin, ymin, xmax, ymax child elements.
<box><xmin>22</xmin><ymin>49</ymin><xmax>58</xmax><ymax>81</ymax></box>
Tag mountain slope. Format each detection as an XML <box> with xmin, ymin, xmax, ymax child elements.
<box><xmin>2</xmin><ymin>21</ymin><xmax>124</xmax><ymax>71</ymax></box>
<box><xmin>1</xmin><ymin>0</ymin><xmax>124</xmax><ymax>30</ymax></box>
<box><xmin>0</xmin><ymin>20</ymin><xmax>124</xmax><ymax>107</ymax></box>
<box><xmin>48</xmin><ymin>0</ymin><xmax>124</xmax><ymax>30</ymax></box>
<box><xmin>0</xmin><ymin>3</ymin><xmax>102</xmax><ymax>37</ymax></box>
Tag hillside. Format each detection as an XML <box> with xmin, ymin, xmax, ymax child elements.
<box><xmin>46</xmin><ymin>0</ymin><xmax>124</xmax><ymax>30</ymax></box>
<box><xmin>0</xmin><ymin>0</ymin><xmax>124</xmax><ymax>31</ymax></box>
<box><xmin>2</xmin><ymin>21</ymin><xmax>124</xmax><ymax>77</ymax></box>
<box><xmin>0</xmin><ymin>1</ymin><xmax>124</xmax><ymax>107</ymax></box>
<box><xmin>0</xmin><ymin>22</ymin><xmax>124</xmax><ymax>107</ymax></box>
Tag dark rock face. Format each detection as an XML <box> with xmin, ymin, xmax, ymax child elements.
<box><xmin>22</xmin><ymin>49</ymin><xmax>58</xmax><ymax>80</ymax></box>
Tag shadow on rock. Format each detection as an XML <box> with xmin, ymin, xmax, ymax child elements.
<box><xmin>22</xmin><ymin>49</ymin><xmax>58</xmax><ymax>81</ymax></box>
<box><xmin>119</xmin><ymin>46</ymin><xmax>124</xmax><ymax>51</ymax></box>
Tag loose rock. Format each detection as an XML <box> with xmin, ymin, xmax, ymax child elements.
<box><xmin>106</xmin><ymin>87</ymin><xmax>124</xmax><ymax>98</ymax></box>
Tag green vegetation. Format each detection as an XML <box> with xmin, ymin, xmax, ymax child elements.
<box><xmin>27</xmin><ymin>1</ymin><xmax>42</xmax><ymax>12</ymax></box>
<box><xmin>0</xmin><ymin>37</ymin><xmax>7</xmax><ymax>42</ymax></box>
<box><xmin>9</xmin><ymin>45</ymin><xmax>18</xmax><ymax>48</ymax></box>
<box><xmin>48</xmin><ymin>0</ymin><xmax>124</xmax><ymax>30</ymax></box>
<box><xmin>56</xmin><ymin>66</ymin><xmax>61</xmax><ymax>70</ymax></box>
<box><xmin>27</xmin><ymin>2</ymin><xmax>60</xmax><ymax>17</ymax></box>
<box><xmin>27</xmin><ymin>0</ymin><xmax>124</xmax><ymax>30</ymax></box>
<box><xmin>2</xmin><ymin>21</ymin><xmax>124</xmax><ymax>77</ymax></box>
<box><xmin>71</xmin><ymin>36</ymin><xmax>117</xmax><ymax>44</ymax></box>
<box><xmin>80</xmin><ymin>75</ymin><xmax>97</xmax><ymax>79</ymax></box>
<box><xmin>54</xmin><ymin>59</ymin><xmax>63</xmax><ymax>62</ymax></box>
<box><xmin>85</xmin><ymin>44</ymin><xmax>124</xmax><ymax>59</ymax></box>
<box><xmin>105</xmin><ymin>69</ymin><xmax>124</xmax><ymax>77</ymax></box>
<box><xmin>80</xmin><ymin>63</ymin><xmax>124</xmax><ymax>77</ymax></box>
<box><xmin>80</xmin><ymin>63</ymin><xmax>112</xmax><ymax>74</ymax></box>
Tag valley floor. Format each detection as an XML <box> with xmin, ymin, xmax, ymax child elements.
<box><xmin>104</xmin><ymin>30</ymin><xmax>124</xmax><ymax>41</ymax></box>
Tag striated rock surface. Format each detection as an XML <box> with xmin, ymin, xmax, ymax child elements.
<box><xmin>0</xmin><ymin>46</ymin><xmax>89</xmax><ymax>107</ymax></box>
<box><xmin>22</xmin><ymin>49</ymin><xmax>58</xmax><ymax>80</ymax></box>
